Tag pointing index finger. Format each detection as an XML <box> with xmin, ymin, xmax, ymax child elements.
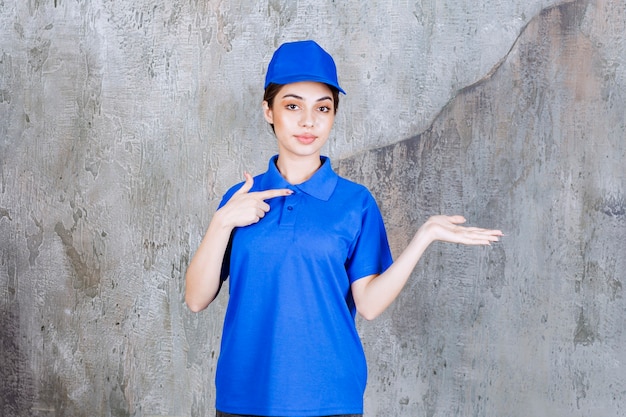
<box><xmin>254</xmin><ymin>188</ymin><xmax>293</xmax><ymax>201</ymax></box>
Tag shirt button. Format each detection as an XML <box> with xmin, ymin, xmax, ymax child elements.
<box><xmin>287</xmin><ymin>206</ymin><xmax>293</xmax><ymax>211</ymax></box>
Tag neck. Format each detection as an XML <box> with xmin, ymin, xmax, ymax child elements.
<box><xmin>275</xmin><ymin>154</ymin><xmax>322</xmax><ymax>184</ymax></box>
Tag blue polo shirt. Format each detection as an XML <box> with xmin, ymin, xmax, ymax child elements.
<box><xmin>215</xmin><ymin>155</ymin><xmax>393</xmax><ymax>416</ymax></box>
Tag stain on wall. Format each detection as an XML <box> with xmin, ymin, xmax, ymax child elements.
<box><xmin>1</xmin><ymin>0</ymin><xmax>624</xmax><ymax>416</ymax></box>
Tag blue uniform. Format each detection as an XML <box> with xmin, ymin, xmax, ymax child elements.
<box><xmin>215</xmin><ymin>156</ymin><xmax>393</xmax><ymax>416</ymax></box>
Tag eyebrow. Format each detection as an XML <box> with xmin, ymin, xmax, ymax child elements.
<box><xmin>281</xmin><ymin>93</ymin><xmax>333</xmax><ymax>102</ymax></box>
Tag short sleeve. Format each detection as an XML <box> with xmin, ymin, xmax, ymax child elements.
<box><xmin>344</xmin><ymin>193</ymin><xmax>393</xmax><ymax>283</ymax></box>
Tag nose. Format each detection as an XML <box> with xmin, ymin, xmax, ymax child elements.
<box><xmin>299</xmin><ymin>109</ymin><xmax>314</xmax><ymax>127</ymax></box>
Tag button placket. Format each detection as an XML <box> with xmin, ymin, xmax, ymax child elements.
<box><xmin>280</xmin><ymin>190</ymin><xmax>298</xmax><ymax>227</ymax></box>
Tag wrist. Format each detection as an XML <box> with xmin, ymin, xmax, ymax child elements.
<box><xmin>415</xmin><ymin>218</ymin><xmax>437</xmax><ymax>246</ymax></box>
<box><xmin>210</xmin><ymin>209</ymin><xmax>235</xmax><ymax>233</ymax></box>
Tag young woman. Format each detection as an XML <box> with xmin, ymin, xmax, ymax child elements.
<box><xmin>185</xmin><ymin>40</ymin><xmax>503</xmax><ymax>417</ymax></box>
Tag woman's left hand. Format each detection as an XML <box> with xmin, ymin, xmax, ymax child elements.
<box><xmin>418</xmin><ymin>215</ymin><xmax>503</xmax><ymax>246</ymax></box>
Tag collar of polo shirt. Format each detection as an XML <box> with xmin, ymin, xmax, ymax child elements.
<box><xmin>259</xmin><ymin>155</ymin><xmax>339</xmax><ymax>201</ymax></box>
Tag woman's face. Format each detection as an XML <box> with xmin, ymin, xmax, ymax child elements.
<box><xmin>263</xmin><ymin>81</ymin><xmax>335</xmax><ymax>160</ymax></box>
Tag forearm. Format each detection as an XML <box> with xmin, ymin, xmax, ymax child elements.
<box><xmin>185</xmin><ymin>212</ymin><xmax>233</xmax><ymax>312</ymax></box>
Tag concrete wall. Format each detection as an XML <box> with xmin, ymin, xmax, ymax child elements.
<box><xmin>1</xmin><ymin>0</ymin><xmax>624</xmax><ymax>416</ymax></box>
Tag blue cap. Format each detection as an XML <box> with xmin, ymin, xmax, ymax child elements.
<box><xmin>264</xmin><ymin>40</ymin><xmax>346</xmax><ymax>94</ymax></box>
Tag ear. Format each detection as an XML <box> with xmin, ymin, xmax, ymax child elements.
<box><xmin>262</xmin><ymin>101</ymin><xmax>274</xmax><ymax>124</ymax></box>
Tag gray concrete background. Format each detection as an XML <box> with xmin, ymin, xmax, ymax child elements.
<box><xmin>1</xmin><ymin>0</ymin><xmax>624</xmax><ymax>416</ymax></box>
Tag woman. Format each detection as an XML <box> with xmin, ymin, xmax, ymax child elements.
<box><xmin>185</xmin><ymin>40</ymin><xmax>503</xmax><ymax>417</ymax></box>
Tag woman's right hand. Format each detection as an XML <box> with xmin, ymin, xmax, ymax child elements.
<box><xmin>215</xmin><ymin>172</ymin><xmax>293</xmax><ymax>229</ymax></box>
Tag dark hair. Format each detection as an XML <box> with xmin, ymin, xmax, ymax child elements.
<box><xmin>263</xmin><ymin>82</ymin><xmax>340</xmax><ymax>115</ymax></box>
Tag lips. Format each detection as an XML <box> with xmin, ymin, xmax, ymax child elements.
<box><xmin>294</xmin><ymin>134</ymin><xmax>316</xmax><ymax>145</ymax></box>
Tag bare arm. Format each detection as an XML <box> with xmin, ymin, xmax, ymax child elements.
<box><xmin>351</xmin><ymin>215</ymin><xmax>503</xmax><ymax>320</ymax></box>
<box><xmin>184</xmin><ymin>173</ymin><xmax>293</xmax><ymax>312</ymax></box>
